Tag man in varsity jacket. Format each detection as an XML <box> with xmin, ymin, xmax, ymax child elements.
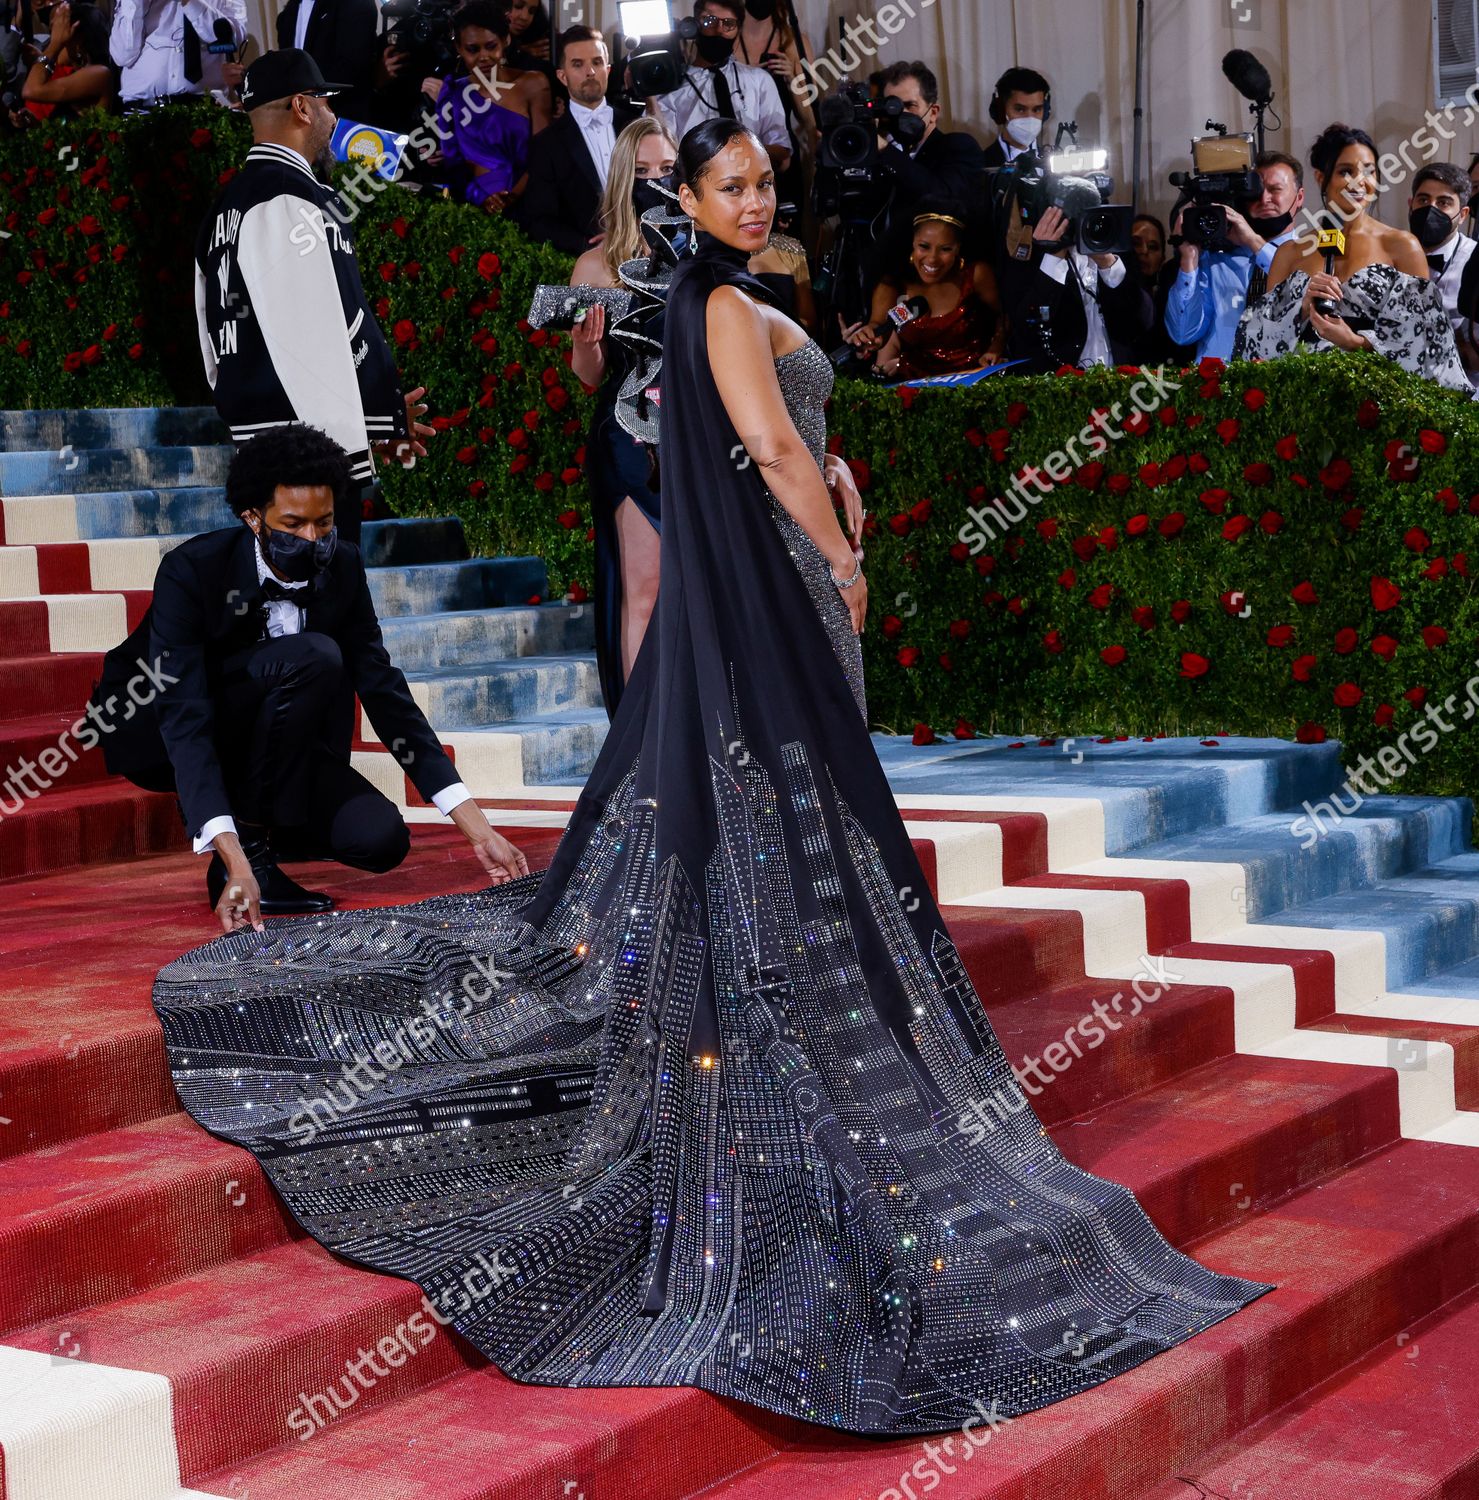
<box><xmin>193</xmin><ymin>48</ymin><xmax>432</xmax><ymax>547</ymax></box>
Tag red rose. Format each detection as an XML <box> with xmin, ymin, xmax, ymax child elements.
<box><xmin>378</xmin><ymin>262</ymin><xmax>397</xmax><ymax>282</ymax></box>
<box><xmin>1188</xmin><ymin>451</ymin><xmax>1211</xmax><ymax>473</ymax></box>
<box><xmin>561</xmin><ymin>467</ymin><xmax>581</xmax><ymax>486</ymax></box>
<box><xmin>1243</xmin><ymin>388</ymin><xmax>1267</xmax><ymax>411</ymax></box>
<box><xmin>1419</xmin><ymin>429</ymin><xmax>1448</xmax><ymax>455</ymax></box>
<box><xmin>1371</xmin><ymin>577</ymin><xmax>1402</xmax><ymax>612</ymax></box>
<box><xmin>77</xmin><ymin>215</ymin><xmax>102</xmax><ymax>237</ymax></box>
<box><xmin>1405</xmin><ymin>686</ymin><xmax>1427</xmax><ymax>705</ymax></box>
<box><xmin>1374</xmin><ymin>704</ymin><xmax>1396</xmax><ymax>726</ymax></box>
<box><xmin>1340</xmin><ymin>507</ymin><xmax>1364</xmax><ymax>531</ymax></box>
<box><xmin>189</xmin><ymin>126</ymin><xmax>213</xmax><ymax>149</ymax></box>
<box><xmin>1275</xmin><ymin>434</ymin><xmax>1299</xmax><ymax>461</ymax></box>
<box><xmin>1292</xmin><ymin>654</ymin><xmax>1317</xmax><ymax>682</ymax></box>
<box><xmin>1334</xmin><ymin>628</ymin><xmax>1358</xmax><ymax>654</ymax></box>
<box><xmin>1333</xmin><ymin>683</ymin><xmax>1363</xmax><ymax>708</ymax></box>
<box><xmin>1222</xmin><ymin>515</ymin><xmax>1253</xmax><ymax>541</ymax></box>
<box><xmin>1100</xmin><ymin>645</ymin><xmax>1127</xmax><ymax>666</ymax></box>
<box><xmin>1243</xmin><ymin>463</ymin><xmax>1274</xmax><ymax>486</ymax></box>
<box><xmin>882</xmin><ymin>615</ymin><xmax>903</xmax><ymax>638</ymax></box>
<box><xmin>948</xmin><ymin>618</ymin><xmax>971</xmax><ymax>640</ymax></box>
<box><xmin>1436</xmin><ymin>487</ymin><xmax>1461</xmax><ymax>514</ymax></box>
<box><xmin>454</xmin><ymin>445</ymin><xmax>476</xmax><ymax>465</ymax></box>
<box><xmin>37</xmin><ymin>206</ymin><xmax>57</xmax><ymax>226</ymax></box>
<box><xmin>1139</xmin><ymin>461</ymin><xmax>1162</xmax><ymax>487</ymax></box>
<box><xmin>1422</xmin><ymin>556</ymin><xmax>1449</xmax><ymax>580</ymax></box>
<box><xmin>1388</xmin><ymin>446</ymin><xmax>1420</xmax><ymax>482</ymax></box>
<box><xmin>1170</xmin><ymin>599</ymin><xmax>1192</xmax><ymax>623</ymax></box>
<box><xmin>1423</xmin><ymin>625</ymin><xmax>1448</xmax><ymax>649</ymax></box>
<box><xmin>1199</xmin><ymin>488</ymin><xmax>1229</xmax><ymax>514</ymax></box>
<box><xmin>534</xmin><ymin>471</ymin><xmax>555</xmax><ymax>492</ymax></box>
<box><xmin>1296</xmin><ymin>722</ymin><xmax>1328</xmax><ymax>743</ymax></box>
<box><xmin>1157</xmin><ymin>511</ymin><xmax>1185</xmax><ymax>538</ymax></box>
<box><xmin>1266</xmin><ymin>625</ymin><xmax>1294</xmax><ymax>647</ymax></box>
<box><xmin>1088</xmin><ymin>584</ymin><xmax>1115</xmax><ymax>610</ymax></box>
<box><xmin>1107</xmin><ymin>472</ymin><xmax>1133</xmax><ymax>496</ymax></box>
<box><xmin>1216</xmin><ymin>417</ymin><xmax>1241</xmax><ymax>445</ymax></box>
<box><xmin>1198</xmin><ymin>356</ymin><xmax>1225</xmax><ymax>379</ymax></box>
<box><xmin>1076</xmin><ymin>461</ymin><xmax>1105</xmax><ymax>490</ymax></box>
<box><xmin>1355</xmin><ymin>399</ymin><xmax>1381</xmax><ymax>429</ymax></box>
<box><xmin>949</xmin><ymin>541</ymin><xmax>970</xmax><ymax>563</ymax></box>
<box><xmin>1291</xmin><ymin>581</ymin><xmax>1319</xmax><ymax>606</ymax></box>
<box><xmin>477</xmin><ymin>251</ymin><xmax>502</xmax><ymax>279</ymax></box>
<box><xmin>1058</xmin><ymin>568</ymin><xmax>1077</xmax><ymax>590</ymax></box>
<box><xmin>557</xmin><ymin>508</ymin><xmax>580</xmax><ymax>529</ymax></box>
<box><xmin>912</xmin><ymin>722</ymin><xmax>936</xmax><ymax>744</ymax></box>
<box><xmin>392</xmin><ymin>318</ymin><xmax>415</xmax><ymax>346</ymax></box>
<box><xmin>910</xmin><ymin>497</ymin><xmax>933</xmax><ymax>525</ymax></box>
<box><xmin>1162</xmin><ymin>455</ymin><xmax>1189</xmax><ymax>482</ymax></box>
<box><xmin>888</xmin><ymin>514</ymin><xmax>911</xmax><ymax>537</ymax></box>
<box><xmin>1006</xmin><ymin>401</ymin><xmax>1029</xmax><ymax>426</ymax></box>
<box><xmin>897</xmin><ymin>646</ymin><xmax>922</xmax><ymax>668</ymax></box>
<box><xmin>1319</xmin><ymin>458</ymin><xmax>1353</xmax><ymax>491</ymax></box>
<box><xmin>1403</xmin><ymin>527</ymin><xmax>1431</xmax><ymax>553</ymax></box>
<box><xmin>976</xmin><ymin>555</ymin><xmax>995</xmax><ymax>575</ymax></box>
<box><xmin>1132</xmin><ymin>606</ymin><xmax>1156</xmax><ymax>630</ymax></box>
<box><xmin>953</xmin><ymin>719</ymin><xmax>977</xmax><ymax>740</ymax></box>
<box><xmin>1072</xmin><ymin>536</ymin><xmax>1098</xmax><ymax>561</ymax></box>
<box><xmin>1123</xmin><ymin>411</ymin><xmax>1151</xmax><ymax>437</ymax></box>
<box><xmin>1126</xmin><ymin>513</ymin><xmax>1150</xmax><ymax>535</ymax></box>
<box><xmin>81</xmin><ymin>344</ymin><xmax>102</xmax><ymax>366</ymax></box>
<box><xmin>1259</xmin><ymin>510</ymin><xmax>1284</xmax><ymax>534</ymax></box>
<box><xmin>126</xmin><ymin>342</ymin><xmax>142</xmax><ymax>360</ymax></box>
<box><xmin>1219</xmin><ymin>589</ymin><xmax>1248</xmax><ymax>614</ymax></box>
<box><xmin>1371</xmin><ymin>635</ymin><xmax>1399</xmax><ymax>661</ymax></box>
<box><xmin>1179</xmin><ymin>653</ymin><xmax>1210</xmax><ymax>679</ymax></box>
<box><xmin>1037</xmin><ymin>518</ymin><xmax>1059</xmax><ymax>540</ymax></box>
<box><xmin>63</xmin><ymin>350</ymin><xmax>83</xmax><ymax>372</ymax></box>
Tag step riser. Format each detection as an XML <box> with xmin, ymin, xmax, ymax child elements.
<box><xmin>0</xmin><ymin>407</ymin><xmax>226</xmax><ymax>453</ymax></box>
<box><xmin>0</xmin><ymin>448</ymin><xmax>231</xmax><ymax>496</ymax></box>
<box><xmin>368</xmin><ymin>557</ymin><xmax>547</xmax><ymax>619</ymax></box>
<box><xmin>417</xmin><ymin>663</ymin><xmax>603</xmax><ymax>728</ymax></box>
<box><xmin>378</xmin><ymin>606</ymin><xmax>595</xmax><ymax>671</ymax></box>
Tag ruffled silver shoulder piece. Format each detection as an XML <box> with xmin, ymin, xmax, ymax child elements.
<box><xmin>525</xmin><ymin>188</ymin><xmax>693</xmax><ymax>444</ymax></box>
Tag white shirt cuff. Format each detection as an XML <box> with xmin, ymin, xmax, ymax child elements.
<box><xmin>1040</xmin><ymin>254</ymin><xmax>1070</xmax><ymax>285</ymax></box>
<box><xmin>194</xmin><ymin>814</ymin><xmax>237</xmax><ymax>855</ymax></box>
<box><xmin>430</xmin><ymin>782</ymin><xmax>474</xmax><ymax>817</ymax></box>
<box><xmin>1097</xmin><ymin>255</ymin><xmax>1127</xmax><ymax>289</ymax></box>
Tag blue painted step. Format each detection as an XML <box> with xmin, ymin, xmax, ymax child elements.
<box><xmin>0</xmin><ymin>407</ymin><xmax>227</xmax><ymax>452</ymax></box>
<box><xmin>359</xmin><ymin>517</ymin><xmax>470</xmax><ymax>569</ymax></box>
<box><xmin>368</xmin><ymin>557</ymin><xmax>547</xmax><ymax>617</ymax></box>
<box><xmin>378</xmin><ymin>603</ymin><xmax>594</xmax><ymax>671</ymax></box>
<box><xmin>0</xmin><ymin>446</ymin><xmax>232</xmax><ymax>496</ymax></box>
<box><xmin>406</xmin><ymin>654</ymin><xmax>601</xmax><ymax>726</ymax></box>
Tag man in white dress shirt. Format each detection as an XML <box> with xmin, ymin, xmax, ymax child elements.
<box><xmin>1409</xmin><ymin>163</ymin><xmax>1479</xmax><ymax>386</ymax></box>
<box><xmin>650</xmin><ymin>0</ymin><xmax>790</xmax><ymax>173</ymax></box>
<box><xmin>110</xmin><ymin>0</ymin><xmax>246</xmax><ymax>106</ymax></box>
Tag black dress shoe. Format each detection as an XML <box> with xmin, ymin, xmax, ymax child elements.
<box><xmin>206</xmin><ymin>829</ymin><xmax>334</xmax><ymax>916</ymax></box>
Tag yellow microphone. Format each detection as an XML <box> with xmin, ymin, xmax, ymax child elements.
<box><xmin>1314</xmin><ymin>227</ymin><xmax>1346</xmax><ymax>316</ymax></box>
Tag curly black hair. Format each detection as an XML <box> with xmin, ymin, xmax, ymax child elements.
<box><xmin>452</xmin><ymin>0</ymin><xmax>511</xmax><ymax>40</ymax></box>
<box><xmin>224</xmin><ymin>424</ymin><xmax>350</xmax><ymax>518</ymax></box>
<box><xmin>1309</xmin><ymin>122</ymin><xmax>1379</xmax><ymax>185</ymax></box>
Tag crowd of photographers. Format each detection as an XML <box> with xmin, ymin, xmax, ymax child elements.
<box><xmin>7</xmin><ymin>0</ymin><xmax>1479</xmax><ymax>390</ymax></box>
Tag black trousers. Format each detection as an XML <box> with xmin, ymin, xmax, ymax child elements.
<box><xmin>214</xmin><ymin>630</ymin><xmax>410</xmax><ymax>873</ymax></box>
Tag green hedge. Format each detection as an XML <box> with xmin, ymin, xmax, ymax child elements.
<box><xmin>8</xmin><ymin>104</ymin><xmax>1479</xmax><ymax>795</ymax></box>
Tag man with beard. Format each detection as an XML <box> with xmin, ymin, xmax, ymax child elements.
<box><xmin>1408</xmin><ymin>163</ymin><xmax>1479</xmax><ymax>385</ymax></box>
<box><xmin>650</xmin><ymin>0</ymin><xmax>790</xmax><ymax>174</ymax></box>
<box><xmin>193</xmin><ymin>48</ymin><xmax>432</xmax><ymax>550</ymax></box>
<box><xmin>1165</xmin><ymin>149</ymin><xmax>1304</xmax><ymax>362</ymax></box>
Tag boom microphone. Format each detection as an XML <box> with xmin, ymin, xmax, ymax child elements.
<box><xmin>829</xmin><ymin>297</ymin><xmax>930</xmax><ymax>368</ymax></box>
<box><xmin>1221</xmin><ymin>48</ymin><xmax>1273</xmax><ymax>106</ymax></box>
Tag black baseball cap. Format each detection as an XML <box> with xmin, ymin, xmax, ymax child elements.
<box><xmin>240</xmin><ymin>49</ymin><xmax>348</xmax><ymax>110</ymax></box>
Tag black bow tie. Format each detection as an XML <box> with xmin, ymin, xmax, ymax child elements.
<box><xmin>1428</xmin><ymin>254</ymin><xmax>1447</xmax><ymax>272</ymax></box>
<box><xmin>260</xmin><ymin>577</ymin><xmax>310</xmax><ymax>604</ymax></box>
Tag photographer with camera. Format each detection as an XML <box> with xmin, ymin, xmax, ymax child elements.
<box><xmin>650</xmin><ymin>0</ymin><xmax>790</xmax><ymax>173</ymax></box>
<box><xmin>1164</xmin><ymin>147</ymin><xmax>1303</xmax><ymax>362</ymax></box>
<box><xmin>109</xmin><ymin>0</ymin><xmax>245</xmax><ymax>106</ymax></box>
<box><xmin>983</xmin><ymin>65</ymin><xmax>1049</xmax><ymax>173</ymax></box>
<box><xmin>998</xmin><ymin>201</ymin><xmax>1151</xmax><ymax>373</ymax></box>
<box><xmin>275</xmin><ymin>0</ymin><xmax>378</xmax><ymax>125</ymax></box>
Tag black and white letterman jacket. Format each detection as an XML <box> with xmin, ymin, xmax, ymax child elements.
<box><xmin>193</xmin><ymin>142</ymin><xmax>408</xmax><ymax>483</ymax></box>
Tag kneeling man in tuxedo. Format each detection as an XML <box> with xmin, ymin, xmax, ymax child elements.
<box><xmin>91</xmin><ymin>423</ymin><xmax>528</xmax><ymax>932</ymax></box>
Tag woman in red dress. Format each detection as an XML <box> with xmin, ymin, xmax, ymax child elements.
<box><xmin>845</xmin><ymin>204</ymin><xmax>1005</xmax><ymax>379</ymax></box>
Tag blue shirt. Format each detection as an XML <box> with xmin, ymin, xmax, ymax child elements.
<box><xmin>1165</xmin><ymin>232</ymin><xmax>1294</xmax><ymax>361</ymax></box>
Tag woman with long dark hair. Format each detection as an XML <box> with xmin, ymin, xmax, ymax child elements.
<box><xmin>1236</xmin><ymin>122</ymin><xmax>1470</xmax><ymax>391</ymax></box>
<box><xmin>151</xmin><ymin>117</ymin><xmax>1271</xmax><ymax>1437</ymax></box>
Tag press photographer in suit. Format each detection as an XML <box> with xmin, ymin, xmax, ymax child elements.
<box><xmin>89</xmin><ymin>424</ymin><xmax>528</xmax><ymax>932</ymax></box>
<box><xmin>515</xmin><ymin>25</ymin><xmax>643</xmax><ymax>254</ymax></box>
<box><xmin>275</xmin><ymin>0</ymin><xmax>380</xmax><ymax>125</ymax></box>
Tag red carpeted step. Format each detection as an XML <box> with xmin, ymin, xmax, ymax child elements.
<box><xmin>199</xmin><ymin>1361</ymin><xmax>798</xmax><ymax>1500</ymax></box>
<box><xmin>0</xmin><ymin>778</ymin><xmax>184</xmax><ymax>880</ymax></box>
<box><xmin>1142</xmin><ymin>1283</ymin><xmax>1479</xmax><ymax>1499</ymax></box>
<box><xmin>31</xmin><ymin>541</ymin><xmax>96</xmax><ymax>595</ymax></box>
<box><xmin>697</xmin><ymin>1138</ymin><xmax>1479</xmax><ymax>1500</ymax></box>
<box><xmin>1171</xmin><ymin>939</ymin><xmax>1340</xmax><ymax>1028</ymax></box>
<box><xmin>0</xmin><ymin>1113</ymin><xmax>293</xmax><ymax>1332</ymax></box>
<box><xmin>900</xmin><ymin>808</ymin><xmax>1051</xmax><ymax>883</ymax></box>
<box><xmin>0</xmin><ymin>650</ymin><xmax>102</xmax><ymax>717</ymax></box>
<box><xmin>0</xmin><ymin>600</ymin><xmax>51</xmax><ymax>659</ymax></box>
<box><xmin>0</xmin><ymin>709</ymin><xmax>111</xmax><ymax>787</ymax></box>
<box><xmin>1025</xmin><ymin>872</ymin><xmax>1192</xmax><ymax>952</ymax></box>
<box><xmin>1302</xmin><ymin>1011</ymin><xmax>1479</xmax><ymax>1112</ymax></box>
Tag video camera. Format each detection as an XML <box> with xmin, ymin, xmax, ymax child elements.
<box><xmin>1167</xmin><ymin>125</ymin><xmax>1262</xmax><ymax>251</ymax></box>
<box><xmin>616</xmin><ymin>0</ymin><xmax>695</xmax><ymax>100</ymax></box>
<box><xmin>813</xmin><ymin>81</ymin><xmax>923</xmax><ymax>206</ymax></box>
<box><xmin>381</xmin><ymin>0</ymin><xmax>459</xmax><ymax>83</ymax></box>
<box><xmin>995</xmin><ymin>131</ymin><xmax>1134</xmax><ymax>259</ymax></box>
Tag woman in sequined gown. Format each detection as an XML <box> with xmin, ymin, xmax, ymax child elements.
<box><xmin>151</xmin><ymin>121</ymin><xmax>1272</xmax><ymax>1437</ymax></box>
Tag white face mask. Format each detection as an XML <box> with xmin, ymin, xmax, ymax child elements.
<box><xmin>1005</xmin><ymin>115</ymin><xmax>1043</xmax><ymax>148</ymax></box>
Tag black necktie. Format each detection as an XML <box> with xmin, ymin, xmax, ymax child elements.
<box><xmin>182</xmin><ymin>18</ymin><xmax>203</xmax><ymax>83</ymax></box>
<box><xmin>1429</xmin><ymin>254</ymin><xmax>1447</xmax><ymax>274</ymax></box>
<box><xmin>710</xmin><ymin>63</ymin><xmax>735</xmax><ymax>121</ymax></box>
<box><xmin>260</xmin><ymin>577</ymin><xmax>308</xmax><ymax>604</ymax></box>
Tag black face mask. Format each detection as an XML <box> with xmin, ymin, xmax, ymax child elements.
<box><xmin>1410</xmin><ymin>205</ymin><xmax>1456</xmax><ymax>249</ymax></box>
<box><xmin>696</xmin><ymin>32</ymin><xmax>735</xmax><ymax>65</ymax></box>
<box><xmin>1247</xmin><ymin>210</ymin><xmax>1293</xmax><ymax>240</ymax></box>
<box><xmin>255</xmin><ymin>521</ymin><xmax>337</xmax><ymax>583</ymax></box>
<box><xmin>632</xmin><ymin>174</ymin><xmax>675</xmax><ymax>215</ymax></box>
<box><xmin>745</xmin><ymin>0</ymin><xmax>776</xmax><ymax>16</ymax></box>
